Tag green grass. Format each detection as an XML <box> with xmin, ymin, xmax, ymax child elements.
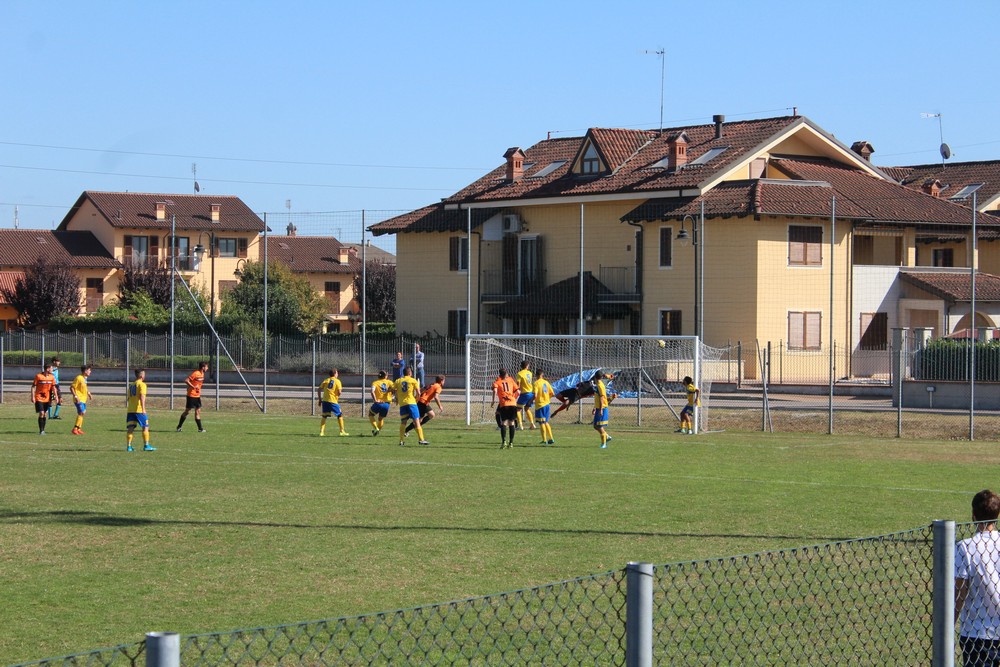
<box><xmin>0</xmin><ymin>401</ymin><xmax>992</xmax><ymax>664</ymax></box>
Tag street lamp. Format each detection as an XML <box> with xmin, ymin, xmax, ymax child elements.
<box><xmin>675</xmin><ymin>200</ymin><xmax>705</xmax><ymax>340</ymax></box>
<box><xmin>193</xmin><ymin>233</ymin><xmax>217</xmax><ymax>379</ymax></box>
<box><xmin>233</xmin><ymin>258</ymin><xmax>249</xmax><ymax>278</ymax></box>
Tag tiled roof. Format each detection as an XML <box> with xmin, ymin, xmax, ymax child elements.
<box><xmin>341</xmin><ymin>243</ymin><xmax>396</xmax><ymax>265</ymax></box>
<box><xmin>0</xmin><ymin>230</ymin><xmax>120</xmax><ymax>269</ymax></box>
<box><xmin>899</xmin><ymin>271</ymin><xmax>1000</xmax><ymax>302</ymax></box>
<box><xmin>0</xmin><ymin>271</ymin><xmax>25</xmax><ymax>304</ymax></box>
<box><xmin>889</xmin><ymin>161</ymin><xmax>1000</xmax><ymax>206</ymax></box>
<box><xmin>369</xmin><ymin>206</ymin><xmax>496</xmax><ymax>237</ymax></box>
<box><xmin>268</xmin><ymin>236</ymin><xmax>361</xmax><ymax>273</ymax></box>
<box><xmin>58</xmin><ymin>192</ymin><xmax>265</xmax><ymax>232</ymax></box>
<box><xmin>588</xmin><ymin>128</ymin><xmax>657</xmax><ymax>173</ymax></box>
<box><xmin>489</xmin><ymin>272</ymin><xmax>633</xmax><ymax>318</ymax></box>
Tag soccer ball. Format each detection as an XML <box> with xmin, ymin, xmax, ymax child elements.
<box><xmin>657</xmin><ymin>339</ymin><xmax>667</xmax><ymax>348</ymax></box>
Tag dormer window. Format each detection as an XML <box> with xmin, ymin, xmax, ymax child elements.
<box><xmin>581</xmin><ymin>144</ymin><xmax>602</xmax><ymax>175</ymax></box>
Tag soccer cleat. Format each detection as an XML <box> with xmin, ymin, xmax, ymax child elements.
<box><xmin>72</xmin><ymin>428</ymin><xmax>81</xmax><ymax>435</ymax></box>
<box><xmin>199</xmin><ymin>429</ymin><xmax>207</xmax><ymax>433</ymax></box>
<box><xmin>319</xmin><ymin>432</ymin><xmax>325</xmax><ymax>437</ymax></box>
<box><xmin>372</xmin><ymin>428</ymin><xmax>379</xmax><ymax>437</ymax></box>
<box><xmin>176</xmin><ymin>427</ymin><xmax>183</xmax><ymax>432</ymax></box>
<box><xmin>674</xmin><ymin>428</ymin><xmax>684</xmax><ymax>433</ymax></box>
<box><xmin>39</xmin><ymin>431</ymin><xmax>46</xmax><ymax>435</ymax></box>
<box><xmin>51</xmin><ymin>416</ymin><xmax>61</xmax><ymax>420</ymax></box>
<box><xmin>126</xmin><ymin>445</ymin><xmax>134</xmax><ymax>452</ymax></box>
<box><xmin>338</xmin><ymin>432</ymin><xmax>350</xmax><ymax>437</ymax></box>
<box><xmin>399</xmin><ymin>441</ymin><xmax>405</xmax><ymax>447</ymax></box>
<box><xmin>539</xmin><ymin>441</ymin><xmax>547</xmax><ymax>445</ymax></box>
<box><xmin>500</xmin><ymin>442</ymin><xmax>507</xmax><ymax>449</ymax></box>
<box><xmin>600</xmin><ymin>443</ymin><xmax>607</xmax><ymax>449</ymax></box>
<box><xmin>143</xmin><ymin>444</ymin><xmax>156</xmax><ymax>451</ymax></box>
<box><xmin>606</xmin><ymin>435</ymin><xmax>613</xmax><ymax>442</ymax></box>
<box><xmin>547</xmin><ymin>440</ymin><xmax>555</xmax><ymax>445</ymax></box>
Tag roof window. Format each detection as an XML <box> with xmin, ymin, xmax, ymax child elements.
<box><xmin>687</xmin><ymin>146</ymin><xmax>729</xmax><ymax>166</ymax></box>
<box><xmin>528</xmin><ymin>160</ymin><xmax>567</xmax><ymax>179</ymax></box>
<box><xmin>950</xmin><ymin>183</ymin><xmax>985</xmax><ymax>200</ymax></box>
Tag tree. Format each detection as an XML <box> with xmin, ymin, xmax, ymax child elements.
<box><xmin>355</xmin><ymin>260</ymin><xmax>396</xmax><ymax>323</ymax></box>
<box><xmin>118</xmin><ymin>260</ymin><xmax>173</xmax><ymax>309</ymax></box>
<box><xmin>1</xmin><ymin>257</ymin><xmax>81</xmax><ymax>327</ymax></box>
<box><xmin>220</xmin><ymin>260</ymin><xmax>327</xmax><ymax>335</ymax></box>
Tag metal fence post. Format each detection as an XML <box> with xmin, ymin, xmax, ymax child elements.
<box><xmin>932</xmin><ymin>520</ymin><xmax>955</xmax><ymax>667</ymax></box>
<box><xmin>625</xmin><ymin>562</ymin><xmax>653</xmax><ymax>667</ymax></box>
<box><xmin>145</xmin><ymin>631</ymin><xmax>179</xmax><ymax>667</ymax></box>
<box><xmin>311</xmin><ymin>338</ymin><xmax>317</xmax><ymax>416</ymax></box>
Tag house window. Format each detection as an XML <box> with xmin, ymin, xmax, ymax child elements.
<box><xmin>788</xmin><ymin>311</ymin><xmax>822</xmax><ymax>350</ymax></box>
<box><xmin>217</xmin><ymin>238</ymin><xmax>237</xmax><ymax>257</ymax></box>
<box><xmin>659</xmin><ymin>309</ymin><xmax>682</xmax><ymax>336</ymax></box>
<box><xmin>218</xmin><ymin>280</ymin><xmax>238</xmax><ymax>295</ymax></box>
<box><xmin>325</xmin><ymin>281</ymin><xmax>341</xmax><ymax>311</ymax></box>
<box><xmin>581</xmin><ymin>144</ymin><xmax>601</xmax><ymax>175</ymax></box>
<box><xmin>659</xmin><ymin>227</ymin><xmax>673</xmax><ymax>268</ymax></box>
<box><xmin>789</xmin><ymin>225</ymin><xmax>823</xmax><ymax>266</ymax></box>
<box><xmin>448</xmin><ymin>309</ymin><xmax>468</xmax><ymax>338</ymax></box>
<box><xmin>123</xmin><ymin>235</ymin><xmax>158</xmax><ymax>267</ymax></box>
<box><xmin>449</xmin><ymin>236</ymin><xmax>469</xmax><ymax>272</ymax></box>
<box><xmin>85</xmin><ymin>277</ymin><xmax>104</xmax><ymax>313</ymax></box>
<box><xmin>860</xmin><ymin>312</ymin><xmax>888</xmax><ymax>350</ymax></box>
<box><xmin>932</xmin><ymin>248</ymin><xmax>954</xmax><ymax>267</ymax></box>
<box><xmin>167</xmin><ymin>235</ymin><xmax>191</xmax><ymax>271</ymax></box>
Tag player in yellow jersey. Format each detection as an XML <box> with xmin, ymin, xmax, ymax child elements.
<box><xmin>70</xmin><ymin>365</ymin><xmax>93</xmax><ymax>435</ymax></box>
<box><xmin>394</xmin><ymin>367</ymin><xmax>426</xmax><ymax>446</ymax></box>
<box><xmin>317</xmin><ymin>368</ymin><xmax>348</xmax><ymax>437</ymax></box>
<box><xmin>592</xmin><ymin>371</ymin><xmax>617</xmax><ymax>449</ymax></box>
<box><xmin>515</xmin><ymin>360</ymin><xmax>536</xmax><ymax>431</ymax></box>
<box><xmin>369</xmin><ymin>370</ymin><xmax>394</xmax><ymax>436</ymax></box>
<box><xmin>532</xmin><ymin>369</ymin><xmax>555</xmax><ymax>445</ymax></box>
<box><xmin>679</xmin><ymin>376</ymin><xmax>700</xmax><ymax>435</ymax></box>
<box><xmin>126</xmin><ymin>368</ymin><xmax>155</xmax><ymax>452</ymax></box>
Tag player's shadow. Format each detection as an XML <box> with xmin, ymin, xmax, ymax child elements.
<box><xmin>0</xmin><ymin>509</ymin><xmax>855</xmax><ymax>542</ymax></box>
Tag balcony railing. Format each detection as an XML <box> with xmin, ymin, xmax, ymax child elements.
<box><xmin>598</xmin><ymin>266</ymin><xmax>638</xmax><ymax>302</ymax></box>
<box><xmin>481</xmin><ymin>269</ymin><xmax>547</xmax><ymax>299</ymax></box>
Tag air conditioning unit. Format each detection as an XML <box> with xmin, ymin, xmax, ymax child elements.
<box><xmin>502</xmin><ymin>214</ymin><xmax>522</xmax><ymax>233</ymax></box>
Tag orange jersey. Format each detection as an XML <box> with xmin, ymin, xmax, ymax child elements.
<box><xmin>32</xmin><ymin>372</ymin><xmax>55</xmax><ymax>402</ymax></box>
<box><xmin>493</xmin><ymin>376</ymin><xmax>519</xmax><ymax>407</ymax></box>
<box><xmin>185</xmin><ymin>370</ymin><xmax>205</xmax><ymax>398</ymax></box>
<box><xmin>418</xmin><ymin>382</ymin><xmax>443</xmax><ymax>405</ymax></box>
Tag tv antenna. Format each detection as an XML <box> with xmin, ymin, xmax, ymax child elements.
<box><xmin>192</xmin><ymin>162</ymin><xmax>201</xmax><ymax>193</ymax></box>
<box><xmin>642</xmin><ymin>48</ymin><xmax>665</xmax><ymax>132</ymax></box>
<box><xmin>920</xmin><ymin>112</ymin><xmax>950</xmax><ymax>166</ymax></box>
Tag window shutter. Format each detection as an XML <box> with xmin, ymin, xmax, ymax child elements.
<box><xmin>124</xmin><ymin>236</ymin><xmax>133</xmax><ymax>259</ymax></box>
<box><xmin>449</xmin><ymin>237</ymin><xmax>460</xmax><ymax>271</ymax></box>
<box><xmin>237</xmin><ymin>238</ymin><xmax>248</xmax><ymax>258</ymax></box>
<box><xmin>788</xmin><ymin>312</ymin><xmax>804</xmax><ymax>349</ymax></box>
<box><xmin>660</xmin><ymin>228</ymin><xmax>672</xmax><ymax>267</ymax></box>
<box><xmin>789</xmin><ymin>240</ymin><xmax>804</xmax><ymax>265</ymax></box>
<box><xmin>149</xmin><ymin>235</ymin><xmax>159</xmax><ymax>259</ymax></box>
<box><xmin>448</xmin><ymin>310</ymin><xmax>458</xmax><ymax>338</ymax></box>
<box><xmin>806</xmin><ymin>312</ymin><xmax>821</xmax><ymax>349</ymax></box>
<box><xmin>806</xmin><ymin>240</ymin><xmax>822</xmax><ymax>265</ymax></box>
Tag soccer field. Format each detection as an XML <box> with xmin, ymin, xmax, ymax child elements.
<box><xmin>0</xmin><ymin>400</ymin><xmax>991</xmax><ymax>664</ymax></box>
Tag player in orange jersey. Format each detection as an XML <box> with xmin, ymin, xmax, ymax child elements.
<box><xmin>176</xmin><ymin>361</ymin><xmax>208</xmax><ymax>433</ymax></box>
<box><xmin>31</xmin><ymin>362</ymin><xmax>56</xmax><ymax>435</ymax></box>
<box><xmin>491</xmin><ymin>369</ymin><xmax>520</xmax><ymax>449</ymax></box>
<box><xmin>405</xmin><ymin>375</ymin><xmax>445</xmax><ymax>441</ymax></box>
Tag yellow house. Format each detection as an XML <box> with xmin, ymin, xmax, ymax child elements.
<box><xmin>0</xmin><ymin>229</ymin><xmax>121</xmax><ymax>329</ymax></box>
<box><xmin>372</xmin><ymin>115</ymin><xmax>1000</xmax><ymax>380</ymax></box>
<box><xmin>58</xmin><ymin>191</ymin><xmax>265</xmax><ymax>314</ymax></box>
<box><xmin>267</xmin><ymin>234</ymin><xmax>363</xmax><ymax>332</ymax></box>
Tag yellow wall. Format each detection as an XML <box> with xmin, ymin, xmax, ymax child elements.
<box><xmin>396</xmin><ymin>231</ymin><xmax>478</xmax><ymax>335</ymax></box>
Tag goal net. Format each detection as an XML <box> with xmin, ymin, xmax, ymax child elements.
<box><xmin>465</xmin><ymin>334</ymin><xmax>731</xmax><ymax>433</ymax></box>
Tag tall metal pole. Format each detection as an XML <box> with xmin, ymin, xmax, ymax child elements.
<box><xmin>578</xmin><ymin>204</ymin><xmax>585</xmax><ymax>422</ymax></box>
<box><xmin>970</xmin><ymin>191</ymin><xmax>977</xmax><ymax>440</ymax></box>
<box><xmin>829</xmin><ymin>196</ymin><xmax>836</xmax><ymax>434</ymax></box>
<box><xmin>696</xmin><ymin>200</ymin><xmax>704</xmax><ymax>341</ymax></box>
<box><xmin>465</xmin><ymin>206</ymin><xmax>472</xmax><ymax>423</ymax></box>
<box><xmin>263</xmin><ymin>213</ymin><xmax>268</xmax><ymax>413</ymax></box>
<box><xmin>361</xmin><ymin>210</ymin><xmax>368</xmax><ymax>416</ymax></box>
<box><xmin>169</xmin><ymin>213</ymin><xmax>176</xmax><ymax>410</ymax></box>
<box><xmin>210</xmin><ymin>232</ymin><xmax>216</xmax><ymax>379</ymax></box>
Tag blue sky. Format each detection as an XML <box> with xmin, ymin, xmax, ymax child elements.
<box><xmin>2</xmin><ymin>0</ymin><xmax>999</xmax><ymax>249</ymax></box>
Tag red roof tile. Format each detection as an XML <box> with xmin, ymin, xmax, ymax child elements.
<box><xmin>900</xmin><ymin>271</ymin><xmax>1000</xmax><ymax>302</ymax></box>
<box><xmin>59</xmin><ymin>192</ymin><xmax>265</xmax><ymax>232</ymax></box>
<box><xmin>889</xmin><ymin>161</ymin><xmax>1000</xmax><ymax>205</ymax></box>
<box><xmin>0</xmin><ymin>271</ymin><xmax>25</xmax><ymax>304</ymax></box>
<box><xmin>268</xmin><ymin>236</ymin><xmax>361</xmax><ymax>273</ymax></box>
<box><xmin>0</xmin><ymin>230</ymin><xmax>120</xmax><ymax>269</ymax></box>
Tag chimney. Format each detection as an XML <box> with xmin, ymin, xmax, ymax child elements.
<box><xmin>504</xmin><ymin>147</ymin><xmax>525</xmax><ymax>183</ymax></box>
<box><xmin>155</xmin><ymin>202</ymin><xmax>167</xmax><ymax>221</ymax></box>
<box><xmin>667</xmin><ymin>132</ymin><xmax>689</xmax><ymax>170</ymax></box>
<box><xmin>851</xmin><ymin>141</ymin><xmax>875</xmax><ymax>162</ymax></box>
<box><xmin>339</xmin><ymin>246</ymin><xmax>350</xmax><ymax>263</ymax></box>
<box><xmin>210</xmin><ymin>203</ymin><xmax>221</xmax><ymax>222</ymax></box>
<box><xmin>713</xmin><ymin>114</ymin><xmax>725</xmax><ymax>139</ymax></box>
<box><xmin>921</xmin><ymin>179</ymin><xmax>942</xmax><ymax>198</ymax></box>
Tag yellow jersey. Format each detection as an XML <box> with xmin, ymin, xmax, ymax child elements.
<box><xmin>394</xmin><ymin>377</ymin><xmax>420</xmax><ymax>406</ymax></box>
<box><xmin>516</xmin><ymin>368</ymin><xmax>534</xmax><ymax>393</ymax></box>
<box><xmin>593</xmin><ymin>380</ymin><xmax>610</xmax><ymax>410</ymax></box>
<box><xmin>127</xmin><ymin>379</ymin><xmax>147</xmax><ymax>414</ymax></box>
<box><xmin>685</xmin><ymin>383</ymin><xmax>700</xmax><ymax>407</ymax></box>
<box><xmin>533</xmin><ymin>378</ymin><xmax>554</xmax><ymax>408</ymax></box>
<box><xmin>318</xmin><ymin>376</ymin><xmax>342</xmax><ymax>404</ymax></box>
<box><xmin>371</xmin><ymin>379</ymin><xmax>394</xmax><ymax>403</ymax></box>
<box><xmin>71</xmin><ymin>374</ymin><xmax>89</xmax><ymax>401</ymax></box>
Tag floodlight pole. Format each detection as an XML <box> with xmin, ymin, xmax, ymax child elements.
<box><xmin>263</xmin><ymin>213</ymin><xmax>268</xmax><ymax>414</ymax></box>
<box><xmin>361</xmin><ymin>211</ymin><xmax>367</xmax><ymax>416</ymax></box>
<box><xmin>170</xmin><ymin>213</ymin><xmax>176</xmax><ymax>410</ymax></box>
<box><xmin>970</xmin><ymin>191</ymin><xmax>977</xmax><ymax>440</ymax></box>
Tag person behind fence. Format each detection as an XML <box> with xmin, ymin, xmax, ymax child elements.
<box><xmin>369</xmin><ymin>370</ymin><xmax>394</xmax><ymax>437</ymax></box>
<box><xmin>412</xmin><ymin>343</ymin><xmax>425</xmax><ymax>387</ymax></box>
<box><xmin>678</xmin><ymin>376</ymin><xmax>700</xmax><ymax>435</ymax></box>
<box><xmin>48</xmin><ymin>356</ymin><xmax>63</xmax><ymax>420</ymax></box>
<box><xmin>956</xmin><ymin>489</ymin><xmax>1000</xmax><ymax>666</ymax></box>
<box><xmin>126</xmin><ymin>368</ymin><xmax>155</xmax><ymax>452</ymax></box>
<box><xmin>31</xmin><ymin>362</ymin><xmax>56</xmax><ymax>436</ymax></box>
<box><xmin>391</xmin><ymin>351</ymin><xmax>406</xmax><ymax>381</ymax></box>
<box><xmin>176</xmin><ymin>361</ymin><xmax>208</xmax><ymax>433</ymax></box>
<box><xmin>317</xmin><ymin>368</ymin><xmax>349</xmax><ymax>437</ymax></box>
<box><xmin>70</xmin><ymin>365</ymin><xmax>93</xmax><ymax>435</ymax></box>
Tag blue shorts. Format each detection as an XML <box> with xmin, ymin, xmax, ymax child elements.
<box><xmin>75</xmin><ymin>402</ymin><xmax>87</xmax><ymax>415</ymax></box>
<box><xmin>400</xmin><ymin>404</ymin><xmax>420</xmax><ymax>422</ymax></box>
<box><xmin>593</xmin><ymin>407</ymin><xmax>609</xmax><ymax>428</ymax></box>
<box><xmin>127</xmin><ymin>413</ymin><xmax>149</xmax><ymax>429</ymax></box>
<box><xmin>534</xmin><ymin>405</ymin><xmax>551</xmax><ymax>423</ymax></box>
<box><xmin>321</xmin><ymin>402</ymin><xmax>342</xmax><ymax>418</ymax></box>
<box><xmin>369</xmin><ymin>402</ymin><xmax>390</xmax><ymax>418</ymax></box>
<box><xmin>681</xmin><ymin>405</ymin><xmax>695</xmax><ymax>418</ymax></box>
<box><xmin>517</xmin><ymin>392</ymin><xmax>534</xmax><ymax>407</ymax></box>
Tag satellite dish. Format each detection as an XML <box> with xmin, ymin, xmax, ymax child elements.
<box><xmin>940</xmin><ymin>143</ymin><xmax>952</xmax><ymax>160</ymax></box>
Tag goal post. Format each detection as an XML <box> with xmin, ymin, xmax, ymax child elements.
<box><xmin>465</xmin><ymin>334</ymin><xmax>729</xmax><ymax>432</ymax></box>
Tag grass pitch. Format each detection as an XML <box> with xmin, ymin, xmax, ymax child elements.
<box><xmin>0</xmin><ymin>400</ymin><xmax>991</xmax><ymax>664</ymax></box>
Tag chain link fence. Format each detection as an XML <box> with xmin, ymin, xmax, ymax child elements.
<box><xmin>19</xmin><ymin>522</ymin><xmax>988</xmax><ymax>667</ymax></box>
